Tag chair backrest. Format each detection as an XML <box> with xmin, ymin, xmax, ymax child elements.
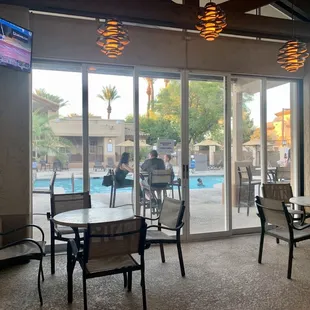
<box><xmin>106</xmin><ymin>157</ymin><xmax>115</xmax><ymax>168</ymax></box>
<box><xmin>255</xmin><ymin>196</ymin><xmax>291</xmax><ymax>229</ymax></box>
<box><xmin>51</xmin><ymin>192</ymin><xmax>91</xmax><ymax>216</ymax></box>
<box><xmin>49</xmin><ymin>171</ymin><xmax>57</xmax><ymax>195</ymax></box>
<box><xmin>150</xmin><ymin>170</ymin><xmax>172</xmax><ymax>188</ymax></box>
<box><xmin>276</xmin><ymin>167</ymin><xmax>291</xmax><ymax>181</ymax></box>
<box><xmin>238</xmin><ymin>166</ymin><xmax>249</xmax><ymax>183</ymax></box>
<box><xmin>85</xmin><ymin>218</ymin><xmax>147</xmax><ymax>262</ymax></box>
<box><xmin>262</xmin><ymin>183</ymin><xmax>293</xmax><ymax>204</ymax></box>
<box><xmin>159</xmin><ymin>198</ymin><xmax>185</xmax><ymax>228</ymax></box>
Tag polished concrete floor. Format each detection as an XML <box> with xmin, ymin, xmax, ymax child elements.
<box><xmin>2</xmin><ymin>235</ymin><xmax>310</xmax><ymax>310</ymax></box>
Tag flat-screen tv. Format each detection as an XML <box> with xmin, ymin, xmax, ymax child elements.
<box><xmin>0</xmin><ymin>17</ymin><xmax>33</xmax><ymax>72</ymax></box>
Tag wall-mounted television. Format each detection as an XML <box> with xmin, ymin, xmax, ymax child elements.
<box><xmin>0</xmin><ymin>17</ymin><xmax>33</xmax><ymax>72</ymax></box>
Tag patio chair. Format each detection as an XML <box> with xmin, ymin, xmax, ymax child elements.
<box><xmin>106</xmin><ymin>157</ymin><xmax>115</xmax><ymax>169</ymax></box>
<box><xmin>67</xmin><ymin>218</ymin><xmax>147</xmax><ymax>310</ymax></box>
<box><xmin>109</xmin><ymin>170</ymin><xmax>134</xmax><ymax>208</ymax></box>
<box><xmin>262</xmin><ymin>183</ymin><xmax>307</xmax><ymax>224</ymax></box>
<box><xmin>0</xmin><ymin>222</ymin><xmax>46</xmax><ymax>305</ymax></box>
<box><xmin>93</xmin><ymin>161</ymin><xmax>105</xmax><ymax>171</ymax></box>
<box><xmin>237</xmin><ymin>166</ymin><xmax>261</xmax><ymax>216</ymax></box>
<box><xmin>141</xmin><ymin>169</ymin><xmax>172</xmax><ymax>219</ymax></box>
<box><xmin>256</xmin><ymin>196</ymin><xmax>310</xmax><ymax>279</ymax></box>
<box><xmin>33</xmin><ymin>171</ymin><xmax>56</xmax><ymax>195</ymax></box>
<box><xmin>47</xmin><ymin>191</ymin><xmax>91</xmax><ymax>274</ymax></box>
<box><xmin>144</xmin><ymin>198</ymin><xmax>186</xmax><ymax>277</ymax></box>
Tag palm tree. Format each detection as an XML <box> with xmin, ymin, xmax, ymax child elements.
<box><xmin>97</xmin><ymin>85</ymin><xmax>120</xmax><ymax>119</ymax></box>
<box><xmin>34</xmin><ymin>88</ymin><xmax>67</xmax><ymax>106</ymax></box>
<box><xmin>145</xmin><ymin>78</ymin><xmax>156</xmax><ymax>117</ymax></box>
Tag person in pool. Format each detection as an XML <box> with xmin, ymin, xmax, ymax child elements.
<box><xmin>197</xmin><ymin>178</ymin><xmax>205</xmax><ymax>187</ymax></box>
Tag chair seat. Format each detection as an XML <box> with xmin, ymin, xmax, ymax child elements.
<box><xmin>0</xmin><ymin>240</ymin><xmax>45</xmax><ymax>261</ymax></box>
<box><xmin>86</xmin><ymin>254</ymin><xmax>137</xmax><ymax>274</ymax></box>
<box><xmin>55</xmin><ymin>226</ymin><xmax>85</xmax><ymax>236</ymax></box>
<box><xmin>146</xmin><ymin>230</ymin><xmax>175</xmax><ymax>242</ymax></box>
<box><xmin>267</xmin><ymin>227</ymin><xmax>310</xmax><ymax>241</ymax></box>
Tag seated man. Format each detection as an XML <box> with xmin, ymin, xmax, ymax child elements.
<box><xmin>141</xmin><ymin>150</ymin><xmax>165</xmax><ymax>174</ymax></box>
<box><xmin>140</xmin><ymin>150</ymin><xmax>165</xmax><ymax>201</ymax></box>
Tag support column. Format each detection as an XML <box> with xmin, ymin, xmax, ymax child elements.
<box><xmin>0</xmin><ymin>5</ymin><xmax>31</xmax><ymax>243</ymax></box>
<box><xmin>232</xmin><ymin>83</ymin><xmax>243</xmax><ymax>207</ymax></box>
<box><xmin>303</xmin><ymin>59</ymin><xmax>310</xmax><ymax>195</ymax></box>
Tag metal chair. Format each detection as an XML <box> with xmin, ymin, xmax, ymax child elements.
<box><xmin>237</xmin><ymin>166</ymin><xmax>261</xmax><ymax>216</ymax></box>
<box><xmin>0</xmin><ymin>222</ymin><xmax>45</xmax><ymax>305</ymax></box>
<box><xmin>144</xmin><ymin>198</ymin><xmax>186</xmax><ymax>277</ymax></box>
<box><xmin>141</xmin><ymin>169</ymin><xmax>172</xmax><ymax>219</ymax></box>
<box><xmin>262</xmin><ymin>183</ymin><xmax>306</xmax><ymax>223</ymax></box>
<box><xmin>256</xmin><ymin>196</ymin><xmax>310</xmax><ymax>279</ymax></box>
<box><xmin>67</xmin><ymin>218</ymin><xmax>147</xmax><ymax>310</ymax></box>
<box><xmin>33</xmin><ymin>171</ymin><xmax>56</xmax><ymax>194</ymax></box>
<box><xmin>47</xmin><ymin>191</ymin><xmax>91</xmax><ymax>274</ymax></box>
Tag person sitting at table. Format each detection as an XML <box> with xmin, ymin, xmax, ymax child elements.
<box><xmin>164</xmin><ymin>154</ymin><xmax>175</xmax><ymax>182</ymax></box>
<box><xmin>115</xmin><ymin>152</ymin><xmax>134</xmax><ymax>187</ymax></box>
<box><xmin>140</xmin><ymin>150</ymin><xmax>165</xmax><ymax>201</ymax></box>
<box><xmin>141</xmin><ymin>150</ymin><xmax>165</xmax><ymax>174</ymax></box>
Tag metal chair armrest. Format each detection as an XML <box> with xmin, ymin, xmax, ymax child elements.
<box><xmin>0</xmin><ymin>224</ymin><xmax>45</xmax><ymax>242</ymax></box>
<box><xmin>0</xmin><ymin>238</ymin><xmax>45</xmax><ymax>256</ymax></box>
<box><xmin>135</xmin><ymin>215</ymin><xmax>160</xmax><ymax>222</ymax></box>
<box><xmin>292</xmin><ymin>223</ymin><xmax>310</xmax><ymax>230</ymax></box>
<box><xmin>147</xmin><ymin>222</ymin><xmax>184</xmax><ymax>232</ymax></box>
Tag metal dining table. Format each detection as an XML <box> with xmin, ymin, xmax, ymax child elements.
<box><xmin>289</xmin><ymin>196</ymin><xmax>310</xmax><ymax>207</ymax></box>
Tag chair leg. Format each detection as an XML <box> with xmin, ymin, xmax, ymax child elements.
<box><xmin>276</xmin><ymin>238</ymin><xmax>279</xmax><ymax>244</ymax></box>
<box><xmin>238</xmin><ymin>185</ymin><xmax>241</xmax><ymax>213</ymax></box>
<box><xmin>177</xmin><ymin>240</ymin><xmax>185</xmax><ymax>277</ymax></box>
<box><xmin>67</xmin><ymin>242</ymin><xmax>76</xmax><ymax>304</ymax></box>
<box><xmin>247</xmin><ymin>185</ymin><xmax>251</xmax><ymax>216</ymax></box>
<box><xmin>141</xmin><ymin>269</ymin><xmax>147</xmax><ymax>310</ymax></box>
<box><xmin>83</xmin><ymin>273</ymin><xmax>88</xmax><ymax>310</ymax></box>
<box><xmin>40</xmin><ymin>263</ymin><xmax>45</xmax><ymax>282</ymax></box>
<box><xmin>123</xmin><ymin>272</ymin><xmax>128</xmax><ymax>288</ymax></box>
<box><xmin>128</xmin><ymin>271</ymin><xmax>132</xmax><ymax>292</ymax></box>
<box><xmin>159</xmin><ymin>244</ymin><xmax>165</xmax><ymax>263</ymax></box>
<box><xmin>38</xmin><ymin>259</ymin><xmax>43</xmax><ymax>306</ymax></box>
<box><xmin>287</xmin><ymin>241</ymin><xmax>294</xmax><ymax>279</ymax></box>
<box><xmin>258</xmin><ymin>231</ymin><xmax>264</xmax><ymax>264</ymax></box>
<box><xmin>50</xmin><ymin>227</ymin><xmax>55</xmax><ymax>275</ymax></box>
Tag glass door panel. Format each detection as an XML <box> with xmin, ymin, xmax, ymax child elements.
<box><xmin>188</xmin><ymin>74</ymin><xmax>226</xmax><ymax>234</ymax></box>
<box><xmin>87</xmin><ymin>65</ymin><xmax>134</xmax><ymax>209</ymax></box>
<box><xmin>32</xmin><ymin>62</ymin><xmax>82</xmax><ymax>243</ymax></box>
<box><xmin>266</xmin><ymin>80</ymin><xmax>297</xmax><ymax>190</ymax></box>
<box><xmin>137</xmin><ymin>69</ymin><xmax>181</xmax><ymax>230</ymax></box>
<box><xmin>231</xmin><ymin>76</ymin><xmax>261</xmax><ymax>229</ymax></box>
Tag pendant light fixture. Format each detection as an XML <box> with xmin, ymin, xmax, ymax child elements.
<box><xmin>277</xmin><ymin>1</ymin><xmax>309</xmax><ymax>72</ymax></box>
<box><xmin>96</xmin><ymin>19</ymin><xmax>130</xmax><ymax>58</ymax></box>
<box><xmin>196</xmin><ymin>1</ymin><xmax>227</xmax><ymax>42</ymax></box>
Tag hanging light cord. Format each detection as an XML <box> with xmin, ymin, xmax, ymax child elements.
<box><xmin>291</xmin><ymin>0</ymin><xmax>296</xmax><ymax>39</ymax></box>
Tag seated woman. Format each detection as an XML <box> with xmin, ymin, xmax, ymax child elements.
<box><xmin>115</xmin><ymin>152</ymin><xmax>134</xmax><ymax>187</ymax></box>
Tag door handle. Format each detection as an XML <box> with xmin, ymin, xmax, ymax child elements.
<box><xmin>182</xmin><ymin>164</ymin><xmax>186</xmax><ymax>179</ymax></box>
<box><xmin>186</xmin><ymin>164</ymin><xmax>189</xmax><ymax>179</ymax></box>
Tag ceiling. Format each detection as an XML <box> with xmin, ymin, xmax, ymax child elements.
<box><xmin>1</xmin><ymin>0</ymin><xmax>310</xmax><ymax>41</ymax></box>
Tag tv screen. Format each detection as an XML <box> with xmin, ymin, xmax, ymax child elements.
<box><xmin>0</xmin><ymin>17</ymin><xmax>33</xmax><ymax>72</ymax></box>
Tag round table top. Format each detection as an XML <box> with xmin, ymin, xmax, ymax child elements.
<box><xmin>289</xmin><ymin>196</ymin><xmax>310</xmax><ymax>206</ymax></box>
<box><xmin>53</xmin><ymin>206</ymin><xmax>134</xmax><ymax>228</ymax></box>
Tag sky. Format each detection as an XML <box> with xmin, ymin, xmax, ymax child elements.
<box><xmin>32</xmin><ymin>69</ymin><xmax>291</xmax><ymax>127</ymax></box>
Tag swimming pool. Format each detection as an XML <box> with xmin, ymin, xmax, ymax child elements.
<box><xmin>34</xmin><ymin>175</ymin><xmax>224</xmax><ymax>194</ymax></box>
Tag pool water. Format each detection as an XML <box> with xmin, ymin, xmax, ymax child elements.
<box><xmin>34</xmin><ymin>175</ymin><xmax>224</xmax><ymax>194</ymax></box>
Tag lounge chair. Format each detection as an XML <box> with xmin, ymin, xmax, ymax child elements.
<box><xmin>93</xmin><ymin>161</ymin><xmax>105</xmax><ymax>171</ymax></box>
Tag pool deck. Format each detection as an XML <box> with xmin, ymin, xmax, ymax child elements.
<box><xmin>32</xmin><ymin>180</ymin><xmax>260</xmax><ymax>242</ymax></box>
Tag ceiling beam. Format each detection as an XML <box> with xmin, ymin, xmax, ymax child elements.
<box><xmin>1</xmin><ymin>0</ymin><xmax>310</xmax><ymax>41</ymax></box>
<box><xmin>220</xmin><ymin>0</ymin><xmax>275</xmax><ymax>13</ymax></box>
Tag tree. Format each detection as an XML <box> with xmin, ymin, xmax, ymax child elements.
<box><xmin>145</xmin><ymin>77</ymin><xmax>156</xmax><ymax>118</ymax></box>
<box><xmin>97</xmin><ymin>85</ymin><xmax>120</xmax><ymax>119</ymax></box>
<box><xmin>32</xmin><ymin>90</ymin><xmax>72</xmax><ymax>162</ymax></box>
<box><xmin>34</xmin><ymin>88</ymin><xmax>67</xmax><ymax>106</ymax></box>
